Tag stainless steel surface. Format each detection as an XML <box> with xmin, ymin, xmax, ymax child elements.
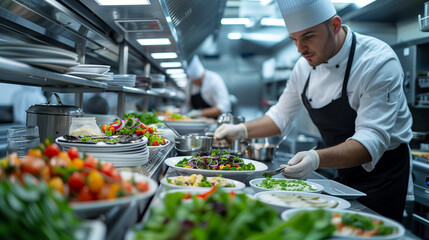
<box><xmin>412</xmin><ymin>159</ymin><xmax>429</xmax><ymax>207</ymax></box>
<box><xmin>246</xmin><ymin>143</ymin><xmax>277</xmax><ymax>162</ymax></box>
<box><xmin>163</xmin><ymin>121</ymin><xmax>181</xmax><ymax>137</ymax></box>
<box><xmin>175</xmin><ymin>135</ymin><xmax>213</xmax><ymax>156</ymax></box>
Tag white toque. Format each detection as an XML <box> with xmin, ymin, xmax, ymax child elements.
<box><xmin>186</xmin><ymin>55</ymin><xmax>205</xmax><ymax>79</ymax></box>
<box><xmin>276</xmin><ymin>0</ymin><xmax>337</xmax><ymax>34</ymax></box>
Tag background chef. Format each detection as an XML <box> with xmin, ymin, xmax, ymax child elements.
<box><xmin>184</xmin><ymin>55</ymin><xmax>231</xmax><ymax>119</ymax></box>
<box><xmin>215</xmin><ymin>0</ymin><xmax>413</xmax><ymax>222</ymax></box>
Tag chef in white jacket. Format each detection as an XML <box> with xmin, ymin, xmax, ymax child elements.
<box><xmin>184</xmin><ymin>55</ymin><xmax>231</xmax><ymax>119</ymax></box>
<box><xmin>215</xmin><ymin>0</ymin><xmax>412</xmax><ymax>222</ymax></box>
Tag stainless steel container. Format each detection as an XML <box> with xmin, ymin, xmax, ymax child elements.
<box><xmin>216</xmin><ymin>113</ymin><xmax>245</xmax><ymax>155</ymax></box>
<box><xmin>175</xmin><ymin>135</ymin><xmax>213</xmax><ymax>156</ymax></box>
<box><xmin>26</xmin><ymin>93</ymin><xmax>83</xmax><ymax>142</ymax></box>
<box><xmin>246</xmin><ymin>143</ymin><xmax>277</xmax><ymax>161</ymax></box>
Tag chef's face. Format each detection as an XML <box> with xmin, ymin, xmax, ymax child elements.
<box><xmin>289</xmin><ymin>17</ymin><xmax>341</xmax><ymax>67</ymax></box>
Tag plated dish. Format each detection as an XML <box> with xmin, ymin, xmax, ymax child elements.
<box><xmin>281</xmin><ymin>209</ymin><xmax>405</xmax><ymax>240</ymax></box>
<box><xmin>308</xmin><ymin>179</ymin><xmax>367</xmax><ymax>199</ymax></box>
<box><xmin>255</xmin><ymin>191</ymin><xmax>351</xmax><ymax>212</ymax></box>
<box><xmin>249</xmin><ymin>177</ymin><xmax>324</xmax><ymax>193</ymax></box>
<box><xmin>160</xmin><ymin>174</ymin><xmax>245</xmax><ymax>191</ymax></box>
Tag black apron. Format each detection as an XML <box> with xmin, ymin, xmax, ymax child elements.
<box><xmin>301</xmin><ymin>33</ymin><xmax>409</xmax><ymax>222</ymax></box>
<box><xmin>191</xmin><ymin>92</ymin><xmax>211</xmax><ymax>110</ymax></box>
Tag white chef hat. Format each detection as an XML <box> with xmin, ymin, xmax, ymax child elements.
<box><xmin>277</xmin><ymin>0</ymin><xmax>336</xmax><ymax>34</ymax></box>
<box><xmin>186</xmin><ymin>55</ymin><xmax>205</xmax><ymax>79</ymax></box>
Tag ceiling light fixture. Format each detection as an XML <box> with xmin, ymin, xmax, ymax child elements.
<box><xmin>137</xmin><ymin>38</ymin><xmax>171</xmax><ymax>45</ymax></box>
<box><xmin>151</xmin><ymin>52</ymin><xmax>178</xmax><ymax>59</ymax></box>
<box><xmin>228</xmin><ymin>32</ymin><xmax>242</xmax><ymax>40</ymax></box>
<box><xmin>221</xmin><ymin>18</ymin><xmax>250</xmax><ymax>25</ymax></box>
<box><xmin>261</xmin><ymin>18</ymin><xmax>285</xmax><ymax>27</ymax></box>
<box><xmin>160</xmin><ymin>62</ymin><xmax>182</xmax><ymax>68</ymax></box>
<box><xmin>331</xmin><ymin>0</ymin><xmax>375</xmax><ymax>8</ymax></box>
<box><xmin>170</xmin><ymin>73</ymin><xmax>187</xmax><ymax>79</ymax></box>
<box><xmin>95</xmin><ymin>0</ymin><xmax>150</xmax><ymax>6</ymax></box>
<box><xmin>166</xmin><ymin>69</ymin><xmax>185</xmax><ymax>74</ymax></box>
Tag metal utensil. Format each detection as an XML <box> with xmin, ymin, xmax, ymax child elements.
<box><xmin>263</xmin><ymin>146</ymin><xmax>317</xmax><ymax>177</ymax></box>
<box><xmin>163</xmin><ymin>121</ymin><xmax>181</xmax><ymax>137</ymax></box>
<box><xmin>275</xmin><ymin>126</ymin><xmax>294</xmax><ymax>148</ymax></box>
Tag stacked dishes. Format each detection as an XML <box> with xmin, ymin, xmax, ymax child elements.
<box><xmin>68</xmin><ymin>64</ymin><xmax>113</xmax><ymax>81</ymax></box>
<box><xmin>109</xmin><ymin>74</ymin><xmax>136</xmax><ymax>87</ymax></box>
<box><xmin>0</xmin><ymin>42</ymin><xmax>79</xmax><ymax>73</ymax></box>
<box><xmin>55</xmin><ymin>136</ymin><xmax>149</xmax><ymax>167</ymax></box>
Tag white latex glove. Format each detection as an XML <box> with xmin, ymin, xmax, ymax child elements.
<box><xmin>187</xmin><ymin>109</ymin><xmax>202</xmax><ymax>118</ymax></box>
<box><xmin>282</xmin><ymin>150</ymin><xmax>320</xmax><ymax>179</ymax></box>
<box><xmin>214</xmin><ymin>123</ymin><xmax>248</xmax><ymax>140</ymax></box>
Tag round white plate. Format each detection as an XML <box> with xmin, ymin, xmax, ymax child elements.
<box><xmin>255</xmin><ymin>191</ymin><xmax>351</xmax><ymax>212</ymax></box>
<box><xmin>12</xmin><ymin>58</ymin><xmax>79</xmax><ymax>67</ymax></box>
<box><xmin>70</xmin><ymin>64</ymin><xmax>110</xmax><ymax>74</ymax></box>
<box><xmin>55</xmin><ymin>136</ymin><xmax>147</xmax><ymax>149</ymax></box>
<box><xmin>164</xmin><ymin>156</ymin><xmax>268</xmax><ymax>181</ymax></box>
<box><xmin>147</xmin><ymin>139</ymin><xmax>170</xmax><ymax>149</ymax></box>
<box><xmin>68</xmin><ymin>72</ymin><xmax>112</xmax><ymax>79</ymax></box>
<box><xmin>249</xmin><ymin>178</ymin><xmax>324</xmax><ymax>193</ymax></box>
<box><xmin>71</xmin><ymin>172</ymin><xmax>157</xmax><ymax>218</ymax></box>
<box><xmin>280</xmin><ymin>208</ymin><xmax>405</xmax><ymax>240</ymax></box>
<box><xmin>160</xmin><ymin>176</ymin><xmax>245</xmax><ymax>191</ymax></box>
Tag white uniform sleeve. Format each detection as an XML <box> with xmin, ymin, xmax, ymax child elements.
<box><xmin>202</xmin><ymin>71</ymin><xmax>231</xmax><ymax>113</ymax></box>
<box><xmin>266</xmin><ymin>67</ymin><xmax>303</xmax><ymax>134</ymax></box>
<box><xmin>349</xmin><ymin>59</ymin><xmax>404</xmax><ymax>171</ymax></box>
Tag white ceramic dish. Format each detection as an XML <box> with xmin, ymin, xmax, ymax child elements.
<box><xmin>307</xmin><ymin>179</ymin><xmax>367</xmax><ymax>200</ymax></box>
<box><xmin>55</xmin><ymin>136</ymin><xmax>148</xmax><ymax>149</ymax></box>
<box><xmin>12</xmin><ymin>58</ymin><xmax>79</xmax><ymax>67</ymax></box>
<box><xmin>254</xmin><ymin>191</ymin><xmax>351</xmax><ymax>212</ymax></box>
<box><xmin>249</xmin><ymin>178</ymin><xmax>324</xmax><ymax>193</ymax></box>
<box><xmin>164</xmin><ymin>156</ymin><xmax>268</xmax><ymax>181</ymax></box>
<box><xmin>280</xmin><ymin>208</ymin><xmax>405</xmax><ymax>240</ymax></box>
<box><xmin>68</xmin><ymin>72</ymin><xmax>112</xmax><ymax>79</ymax></box>
<box><xmin>70</xmin><ymin>64</ymin><xmax>110</xmax><ymax>74</ymax></box>
<box><xmin>71</xmin><ymin>172</ymin><xmax>157</xmax><ymax>218</ymax></box>
<box><xmin>160</xmin><ymin>176</ymin><xmax>245</xmax><ymax>191</ymax></box>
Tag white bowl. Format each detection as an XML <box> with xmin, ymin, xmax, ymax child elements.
<box><xmin>254</xmin><ymin>191</ymin><xmax>350</xmax><ymax>213</ymax></box>
<box><xmin>281</xmin><ymin>208</ymin><xmax>405</xmax><ymax>240</ymax></box>
<box><xmin>249</xmin><ymin>177</ymin><xmax>324</xmax><ymax>193</ymax></box>
<box><xmin>160</xmin><ymin>176</ymin><xmax>245</xmax><ymax>192</ymax></box>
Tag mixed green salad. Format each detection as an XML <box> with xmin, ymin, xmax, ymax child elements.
<box><xmin>166</xmin><ymin>174</ymin><xmax>235</xmax><ymax>188</ymax></box>
<box><xmin>175</xmin><ymin>149</ymin><xmax>255</xmax><ymax>171</ymax></box>
<box><xmin>257</xmin><ymin>176</ymin><xmax>317</xmax><ymax>192</ymax></box>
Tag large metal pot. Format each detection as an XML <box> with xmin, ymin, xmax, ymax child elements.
<box><xmin>175</xmin><ymin>135</ymin><xmax>213</xmax><ymax>156</ymax></box>
<box><xmin>26</xmin><ymin>93</ymin><xmax>83</xmax><ymax>142</ymax></box>
<box><xmin>246</xmin><ymin>143</ymin><xmax>277</xmax><ymax>161</ymax></box>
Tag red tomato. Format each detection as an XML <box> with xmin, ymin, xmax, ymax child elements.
<box><xmin>161</xmin><ymin>139</ymin><xmax>166</xmax><ymax>145</ymax></box>
<box><xmin>68</xmin><ymin>172</ymin><xmax>85</xmax><ymax>192</ymax></box>
<box><xmin>67</xmin><ymin>147</ymin><xmax>80</xmax><ymax>160</ymax></box>
<box><xmin>20</xmin><ymin>156</ymin><xmax>46</xmax><ymax>175</ymax></box>
<box><xmin>151</xmin><ymin>140</ymin><xmax>159</xmax><ymax>146</ymax></box>
<box><xmin>140</xmin><ymin>123</ymin><xmax>146</xmax><ymax>129</ymax></box>
<box><xmin>141</xmin><ymin>128</ymin><xmax>147</xmax><ymax>134</ymax></box>
<box><xmin>135</xmin><ymin>181</ymin><xmax>149</xmax><ymax>192</ymax></box>
<box><xmin>100</xmin><ymin>162</ymin><xmax>114</xmax><ymax>177</ymax></box>
<box><xmin>122</xmin><ymin>182</ymin><xmax>132</xmax><ymax>194</ymax></box>
<box><xmin>110</xmin><ymin>170</ymin><xmax>122</xmax><ymax>181</ymax></box>
<box><xmin>107</xmin><ymin>126</ymin><xmax>116</xmax><ymax>134</ymax></box>
<box><xmin>135</xmin><ymin>129</ymin><xmax>142</xmax><ymax>135</ymax></box>
<box><xmin>44</xmin><ymin>144</ymin><xmax>61</xmax><ymax>158</ymax></box>
<box><xmin>147</xmin><ymin>126</ymin><xmax>154</xmax><ymax>134</ymax></box>
<box><xmin>83</xmin><ymin>157</ymin><xmax>98</xmax><ymax>169</ymax></box>
<box><xmin>101</xmin><ymin>124</ymin><xmax>108</xmax><ymax>133</ymax></box>
<box><xmin>77</xmin><ymin>186</ymin><xmax>95</xmax><ymax>202</ymax></box>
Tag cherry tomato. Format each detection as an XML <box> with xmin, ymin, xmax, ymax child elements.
<box><xmin>107</xmin><ymin>126</ymin><xmax>116</xmax><ymax>134</ymax></box>
<box><xmin>161</xmin><ymin>139</ymin><xmax>166</xmax><ymax>145</ymax></box>
<box><xmin>49</xmin><ymin>153</ymin><xmax>71</xmax><ymax>169</ymax></box>
<box><xmin>27</xmin><ymin>149</ymin><xmax>42</xmax><ymax>158</ymax></box>
<box><xmin>68</xmin><ymin>172</ymin><xmax>85</xmax><ymax>192</ymax></box>
<box><xmin>151</xmin><ymin>140</ymin><xmax>159</xmax><ymax>146</ymax></box>
<box><xmin>67</xmin><ymin>147</ymin><xmax>80</xmax><ymax>160</ymax></box>
<box><xmin>141</xmin><ymin>128</ymin><xmax>147</xmax><ymax>134</ymax></box>
<box><xmin>71</xmin><ymin>158</ymin><xmax>84</xmax><ymax>170</ymax></box>
<box><xmin>135</xmin><ymin>129</ymin><xmax>142</xmax><ymax>135</ymax></box>
<box><xmin>100</xmin><ymin>162</ymin><xmax>114</xmax><ymax>178</ymax></box>
<box><xmin>135</xmin><ymin>181</ymin><xmax>149</xmax><ymax>192</ymax></box>
<box><xmin>101</xmin><ymin>124</ymin><xmax>109</xmax><ymax>133</ymax></box>
<box><xmin>77</xmin><ymin>186</ymin><xmax>95</xmax><ymax>202</ymax></box>
<box><xmin>83</xmin><ymin>156</ymin><xmax>98</xmax><ymax>169</ymax></box>
<box><xmin>88</xmin><ymin>170</ymin><xmax>104</xmax><ymax>193</ymax></box>
<box><xmin>48</xmin><ymin>176</ymin><xmax>65</xmax><ymax>195</ymax></box>
<box><xmin>147</xmin><ymin>126</ymin><xmax>154</xmax><ymax>134</ymax></box>
<box><xmin>110</xmin><ymin>170</ymin><xmax>122</xmax><ymax>181</ymax></box>
<box><xmin>44</xmin><ymin>144</ymin><xmax>61</xmax><ymax>158</ymax></box>
<box><xmin>122</xmin><ymin>182</ymin><xmax>132</xmax><ymax>194</ymax></box>
<box><xmin>20</xmin><ymin>156</ymin><xmax>46</xmax><ymax>175</ymax></box>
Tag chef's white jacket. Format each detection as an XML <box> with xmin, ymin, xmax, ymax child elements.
<box><xmin>186</xmin><ymin>70</ymin><xmax>231</xmax><ymax>113</ymax></box>
<box><xmin>266</xmin><ymin>26</ymin><xmax>413</xmax><ymax>172</ymax></box>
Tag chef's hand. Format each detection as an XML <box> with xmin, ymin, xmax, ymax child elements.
<box><xmin>282</xmin><ymin>150</ymin><xmax>319</xmax><ymax>179</ymax></box>
<box><xmin>187</xmin><ymin>109</ymin><xmax>202</xmax><ymax>118</ymax></box>
<box><xmin>214</xmin><ymin>123</ymin><xmax>247</xmax><ymax>140</ymax></box>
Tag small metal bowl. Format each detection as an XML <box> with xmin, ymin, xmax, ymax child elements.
<box><xmin>175</xmin><ymin>135</ymin><xmax>213</xmax><ymax>156</ymax></box>
<box><xmin>246</xmin><ymin>143</ymin><xmax>277</xmax><ymax>161</ymax></box>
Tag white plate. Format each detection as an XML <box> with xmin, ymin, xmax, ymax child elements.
<box><xmin>308</xmin><ymin>179</ymin><xmax>367</xmax><ymax>200</ymax></box>
<box><xmin>160</xmin><ymin>176</ymin><xmax>245</xmax><ymax>191</ymax></box>
<box><xmin>68</xmin><ymin>72</ymin><xmax>112</xmax><ymax>79</ymax></box>
<box><xmin>249</xmin><ymin>178</ymin><xmax>324</xmax><ymax>193</ymax></box>
<box><xmin>55</xmin><ymin>136</ymin><xmax>147</xmax><ymax>149</ymax></box>
<box><xmin>70</xmin><ymin>64</ymin><xmax>110</xmax><ymax>74</ymax></box>
<box><xmin>71</xmin><ymin>172</ymin><xmax>157</xmax><ymax>218</ymax></box>
<box><xmin>11</xmin><ymin>58</ymin><xmax>79</xmax><ymax>67</ymax></box>
<box><xmin>255</xmin><ymin>191</ymin><xmax>351</xmax><ymax>212</ymax></box>
<box><xmin>164</xmin><ymin>156</ymin><xmax>268</xmax><ymax>181</ymax></box>
<box><xmin>280</xmin><ymin>208</ymin><xmax>405</xmax><ymax>240</ymax></box>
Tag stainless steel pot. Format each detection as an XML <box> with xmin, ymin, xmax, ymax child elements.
<box><xmin>246</xmin><ymin>143</ymin><xmax>277</xmax><ymax>161</ymax></box>
<box><xmin>26</xmin><ymin>93</ymin><xmax>83</xmax><ymax>142</ymax></box>
<box><xmin>175</xmin><ymin>135</ymin><xmax>213</xmax><ymax>156</ymax></box>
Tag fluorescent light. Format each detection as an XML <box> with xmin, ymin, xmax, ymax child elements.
<box><xmin>221</xmin><ymin>18</ymin><xmax>250</xmax><ymax>25</ymax></box>
<box><xmin>261</xmin><ymin>18</ymin><xmax>285</xmax><ymax>27</ymax></box>
<box><xmin>331</xmin><ymin>0</ymin><xmax>375</xmax><ymax>8</ymax></box>
<box><xmin>228</xmin><ymin>32</ymin><xmax>242</xmax><ymax>40</ymax></box>
<box><xmin>160</xmin><ymin>62</ymin><xmax>182</xmax><ymax>68</ymax></box>
<box><xmin>137</xmin><ymin>38</ymin><xmax>171</xmax><ymax>46</ymax></box>
<box><xmin>95</xmin><ymin>0</ymin><xmax>150</xmax><ymax>5</ymax></box>
<box><xmin>174</xmin><ymin>79</ymin><xmax>188</xmax><ymax>87</ymax></box>
<box><xmin>170</xmin><ymin>73</ymin><xmax>187</xmax><ymax>79</ymax></box>
<box><xmin>166</xmin><ymin>69</ymin><xmax>185</xmax><ymax>74</ymax></box>
<box><xmin>151</xmin><ymin>52</ymin><xmax>178</xmax><ymax>59</ymax></box>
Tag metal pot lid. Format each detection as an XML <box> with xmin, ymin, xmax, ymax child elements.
<box><xmin>26</xmin><ymin>104</ymin><xmax>83</xmax><ymax>116</ymax></box>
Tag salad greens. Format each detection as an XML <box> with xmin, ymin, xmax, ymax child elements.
<box><xmin>341</xmin><ymin>213</ymin><xmax>395</xmax><ymax>236</ymax></box>
<box><xmin>257</xmin><ymin>176</ymin><xmax>317</xmax><ymax>191</ymax></box>
<box><xmin>133</xmin><ymin>187</ymin><xmax>336</xmax><ymax>240</ymax></box>
<box><xmin>126</xmin><ymin>111</ymin><xmax>162</xmax><ymax>125</ymax></box>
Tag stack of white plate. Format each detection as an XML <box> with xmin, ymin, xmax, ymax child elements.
<box><xmin>55</xmin><ymin>136</ymin><xmax>149</xmax><ymax>167</ymax></box>
<box><xmin>68</xmin><ymin>64</ymin><xmax>113</xmax><ymax>81</ymax></box>
<box><xmin>0</xmin><ymin>42</ymin><xmax>79</xmax><ymax>73</ymax></box>
<box><xmin>109</xmin><ymin>74</ymin><xmax>136</xmax><ymax>87</ymax></box>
